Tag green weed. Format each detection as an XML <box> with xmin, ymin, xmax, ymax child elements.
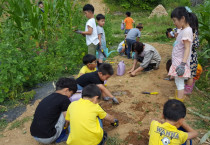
<box><xmin>9</xmin><ymin>116</ymin><xmax>32</xmax><ymax>130</ymax></box>
<box><xmin>0</xmin><ymin>119</ymin><xmax>8</xmax><ymax>132</ymax></box>
<box><xmin>193</xmin><ymin>120</ymin><xmax>210</xmax><ymax>130</ymax></box>
<box><xmin>106</xmin><ymin>134</ymin><xmax>124</xmax><ymax>145</ymax></box>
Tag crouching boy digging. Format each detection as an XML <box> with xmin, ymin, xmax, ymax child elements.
<box><xmin>65</xmin><ymin>84</ymin><xmax>119</xmax><ymax>145</ymax></box>
<box><xmin>76</xmin><ymin>63</ymin><xmax>119</xmax><ymax>104</ymax></box>
<box><xmin>30</xmin><ymin>77</ymin><xmax>77</xmax><ymax>144</ymax></box>
<box><xmin>149</xmin><ymin>99</ymin><xmax>198</xmax><ymax>145</ymax></box>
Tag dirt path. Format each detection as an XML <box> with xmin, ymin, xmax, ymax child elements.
<box><xmin>0</xmin><ymin>42</ymin><xmax>207</xmax><ymax>145</ymax></box>
<box><xmin>88</xmin><ymin>0</ymin><xmax>108</xmax><ymax>14</ymax></box>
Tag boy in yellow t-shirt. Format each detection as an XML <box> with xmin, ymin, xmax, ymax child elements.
<box><xmin>65</xmin><ymin>84</ymin><xmax>119</xmax><ymax>145</ymax></box>
<box><xmin>149</xmin><ymin>99</ymin><xmax>198</xmax><ymax>145</ymax></box>
<box><xmin>77</xmin><ymin>54</ymin><xmax>97</xmax><ymax>78</ymax></box>
<box><xmin>123</xmin><ymin>12</ymin><xmax>135</xmax><ymax>37</ymax></box>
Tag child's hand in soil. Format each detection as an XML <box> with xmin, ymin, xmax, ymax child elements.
<box><xmin>128</xmin><ymin>68</ymin><xmax>134</xmax><ymax>73</ymax></box>
<box><xmin>111</xmin><ymin>119</ymin><xmax>119</xmax><ymax>127</ymax></box>
<box><xmin>130</xmin><ymin>71</ymin><xmax>136</xmax><ymax>77</ymax></box>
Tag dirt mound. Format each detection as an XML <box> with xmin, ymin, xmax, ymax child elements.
<box><xmin>124</xmin><ymin>129</ymin><xmax>149</xmax><ymax>145</ymax></box>
<box><xmin>149</xmin><ymin>4</ymin><xmax>168</xmax><ymax>18</ymax></box>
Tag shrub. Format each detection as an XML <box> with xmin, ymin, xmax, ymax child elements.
<box><xmin>0</xmin><ymin>0</ymin><xmax>113</xmax><ymax>103</ymax></box>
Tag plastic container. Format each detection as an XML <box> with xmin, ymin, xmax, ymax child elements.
<box><xmin>121</xmin><ymin>20</ymin><xmax>124</xmax><ymax>30</ymax></box>
<box><xmin>117</xmin><ymin>61</ymin><xmax>125</xmax><ymax>76</ymax></box>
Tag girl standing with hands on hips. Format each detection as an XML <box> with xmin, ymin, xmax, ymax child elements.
<box><xmin>168</xmin><ymin>7</ymin><xmax>195</xmax><ymax>102</ymax></box>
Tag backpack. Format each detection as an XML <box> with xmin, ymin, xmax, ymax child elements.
<box><xmin>117</xmin><ymin>61</ymin><xmax>125</xmax><ymax>76</ymax></box>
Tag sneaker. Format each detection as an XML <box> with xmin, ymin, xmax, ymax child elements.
<box><xmin>103</xmin><ymin>97</ymin><xmax>111</xmax><ymax>101</ymax></box>
<box><xmin>143</xmin><ymin>68</ymin><xmax>153</xmax><ymax>72</ymax></box>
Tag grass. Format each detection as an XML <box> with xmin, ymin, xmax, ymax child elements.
<box><xmin>106</xmin><ymin>134</ymin><xmax>124</xmax><ymax>145</ymax></box>
<box><xmin>185</xmin><ymin>89</ymin><xmax>210</xmax><ymax>131</ymax></box>
<box><xmin>0</xmin><ymin>119</ymin><xmax>8</xmax><ymax>132</ymax></box>
<box><xmin>9</xmin><ymin>116</ymin><xmax>33</xmax><ymax>130</ymax></box>
<box><xmin>108</xmin><ymin>11</ymin><xmax>175</xmax><ymax>47</ymax></box>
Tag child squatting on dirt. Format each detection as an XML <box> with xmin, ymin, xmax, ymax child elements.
<box><xmin>75</xmin><ymin>4</ymin><xmax>99</xmax><ymax>56</ymax></box>
<box><xmin>30</xmin><ymin>77</ymin><xmax>77</xmax><ymax>144</ymax></box>
<box><xmin>65</xmin><ymin>84</ymin><xmax>119</xmax><ymax>145</ymax></box>
<box><xmin>76</xmin><ymin>63</ymin><xmax>119</xmax><ymax>104</ymax></box>
<box><xmin>77</xmin><ymin>54</ymin><xmax>97</xmax><ymax>78</ymax></box>
<box><xmin>128</xmin><ymin>42</ymin><xmax>161</xmax><ymax>77</ymax></box>
<box><xmin>96</xmin><ymin>14</ymin><xmax>107</xmax><ymax>65</ymax></box>
<box><xmin>149</xmin><ymin>99</ymin><xmax>198</xmax><ymax>145</ymax></box>
<box><xmin>168</xmin><ymin>6</ymin><xmax>196</xmax><ymax>101</ymax></box>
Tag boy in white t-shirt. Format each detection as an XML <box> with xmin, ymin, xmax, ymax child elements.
<box><xmin>75</xmin><ymin>4</ymin><xmax>99</xmax><ymax>56</ymax></box>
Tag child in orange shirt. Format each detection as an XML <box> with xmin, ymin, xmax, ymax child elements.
<box><xmin>123</xmin><ymin>12</ymin><xmax>135</xmax><ymax>37</ymax></box>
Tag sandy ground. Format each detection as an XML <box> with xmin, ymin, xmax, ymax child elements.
<box><xmin>0</xmin><ymin>42</ymin><xmax>208</xmax><ymax>145</ymax></box>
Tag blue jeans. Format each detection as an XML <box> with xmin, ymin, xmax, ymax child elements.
<box><xmin>126</xmin><ymin>39</ymin><xmax>136</xmax><ymax>59</ymax></box>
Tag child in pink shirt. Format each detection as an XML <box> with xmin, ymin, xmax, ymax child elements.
<box><xmin>168</xmin><ymin>7</ymin><xmax>195</xmax><ymax>101</ymax></box>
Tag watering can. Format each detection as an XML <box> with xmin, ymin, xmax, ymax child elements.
<box><xmin>96</xmin><ymin>47</ymin><xmax>117</xmax><ymax>61</ymax></box>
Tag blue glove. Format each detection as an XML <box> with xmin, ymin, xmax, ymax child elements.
<box><xmin>176</xmin><ymin>62</ymin><xmax>186</xmax><ymax>76</ymax></box>
<box><xmin>111</xmin><ymin>119</ymin><xmax>119</xmax><ymax>127</ymax></box>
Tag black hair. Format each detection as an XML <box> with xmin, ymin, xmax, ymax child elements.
<box><xmin>38</xmin><ymin>1</ymin><xmax>43</xmax><ymax>5</ymax></box>
<box><xmin>166</xmin><ymin>59</ymin><xmax>172</xmax><ymax>72</ymax></box>
<box><xmin>98</xmin><ymin>63</ymin><xmax>114</xmax><ymax>75</ymax></box>
<box><xmin>56</xmin><ymin>77</ymin><xmax>77</xmax><ymax>94</ymax></box>
<box><xmin>83</xmin><ymin>4</ymin><xmax>94</xmax><ymax>13</ymax></box>
<box><xmin>190</xmin><ymin>13</ymin><xmax>199</xmax><ymax>33</ymax></box>
<box><xmin>163</xmin><ymin>99</ymin><xmax>186</xmax><ymax>121</ymax></box>
<box><xmin>96</xmin><ymin>14</ymin><xmax>105</xmax><ymax>21</ymax></box>
<box><xmin>132</xmin><ymin>41</ymin><xmax>144</xmax><ymax>54</ymax></box>
<box><xmin>83</xmin><ymin>54</ymin><xmax>96</xmax><ymax>65</ymax></box>
<box><xmin>136</xmin><ymin>23</ymin><xmax>143</xmax><ymax>29</ymax></box>
<box><xmin>166</xmin><ymin>28</ymin><xmax>172</xmax><ymax>38</ymax></box>
<box><xmin>171</xmin><ymin>7</ymin><xmax>196</xmax><ymax>33</ymax></box>
<box><xmin>82</xmin><ymin>84</ymin><xmax>101</xmax><ymax>99</ymax></box>
<box><xmin>126</xmin><ymin>12</ymin><xmax>131</xmax><ymax>17</ymax></box>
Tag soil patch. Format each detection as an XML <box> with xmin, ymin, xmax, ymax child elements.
<box><xmin>112</xmin><ymin>90</ymin><xmax>134</xmax><ymax>97</ymax></box>
<box><xmin>103</xmin><ymin>110</ymin><xmax>133</xmax><ymax>132</ymax></box>
<box><xmin>124</xmin><ymin>129</ymin><xmax>149</xmax><ymax>145</ymax></box>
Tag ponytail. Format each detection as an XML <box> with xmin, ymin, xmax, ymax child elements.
<box><xmin>189</xmin><ymin>13</ymin><xmax>199</xmax><ymax>34</ymax></box>
<box><xmin>171</xmin><ymin>6</ymin><xmax>198</xmax><ymax>33</ymax></box>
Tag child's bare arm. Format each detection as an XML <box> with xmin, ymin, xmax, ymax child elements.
<box><xmin>128</xmin><ymin>59</ymin><xmax>138</xmax><ymax>73</ymax></box>
<box><xmin>97</xmin><ymin>84</ymin><xmax>114</xmax><ymax>99</ymax></box>
<box><xmin>98</xmin><ymin>34</ymin><xmax>102</xmax><ymax>45</ymax></box>
<box><xmin>103</xmin><ymin>113</ymin><xmax>115</xmax><ymax>123</ymax></box>
<box><xmin>64</xmin><ymin>121</ymin><xmax>69</xmax><ymax>129</ymax></box>
<box><xmin>182</xmin><ymin>121</ymin><xmax>198</xmax><ymax>140</ymax></box>
<box><xmin>182</xmin><ymin>40</ymin><xmax>191</xmax><ymax>63</ymax></box>
<box><xmin>81</xmin><ymin>26</ymin><xmax>93</xmax><ymax>35</ymax></box>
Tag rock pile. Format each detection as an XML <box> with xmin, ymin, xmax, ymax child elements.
<box><xmin>149</xmin><ymin>4</ymin><xmax>168</xmax><ymax>18</ymax></box>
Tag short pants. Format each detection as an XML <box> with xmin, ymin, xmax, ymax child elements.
<box><xmin>33</xmin><ymin>113</ymin><xmax>65</xmax><ymax>144</ymax></box>
<box><xmin>88</xmin><ymin>43</ymin><xmax>98</xmax><ymax>56</ymax></box>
